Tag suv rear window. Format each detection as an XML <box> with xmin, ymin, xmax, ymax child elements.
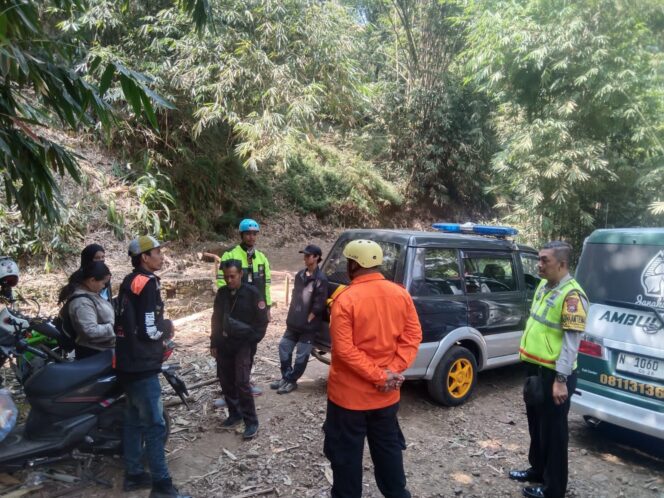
<box><xmin>409</xmin><ymin>248</ymin><xmax>462</xmax><ymax>296</ymax></box>
<box><xmin>462</xmin><ymin>253</ymin><xmax>517</xmax><ymax>293</ymax></box>
<box><xmin>323</xmin><ymin>239</ymin><xmax>403</xmax><ymax>285</ymax></box>
<box><xmin>576</xmin><ymin>243</ymin><xmax>664</xmax><ymax>307</ymax></box>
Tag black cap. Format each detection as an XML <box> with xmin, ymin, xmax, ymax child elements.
<box><xmin>299</xmin><ymin>244</ymin><xmax>322</xmax><ymax>257</ymax></box>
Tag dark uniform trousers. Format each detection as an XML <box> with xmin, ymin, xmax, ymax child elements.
<box><xmin>525</xmin><ymin>364</ymin><xmax>578</xmax><ymax>498</ymax></box>
<box><xmin>217</xmin><ymin>343</ymin><xmax>258</xmax><ymax>426</ymax></box>
<box><xmin>323</xmin><ymin>400</ymin><xmax>410</xmax><ymax>498</ymax></box>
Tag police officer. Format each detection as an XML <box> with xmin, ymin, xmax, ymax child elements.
<box><xmin>115</xmin><ymin>236</ymin><xmax>190</xmax><ymax>498</ymax></box>
<box><xmin>323</xmin><ymin>240</ymin><xmax>422</xmax><ymax>498</ymax></box>
<box><xmin>270</xmin><ymin>244</ymin><xmax>328</xmax><ymax>394</ymax></box>
<box><xmin>216</xmin><ymin>219</ymin><xmax>271</xmax><ymax>310</ymax></box>
<box><xmin>211</xmin><ymin>259</ymin><xmax>268</xmax><ymax>439</ymax></box>
<box><xmin>509</xmin><ymin>241</ymin><xmax>587</xmax><ymax>498</ymax></box>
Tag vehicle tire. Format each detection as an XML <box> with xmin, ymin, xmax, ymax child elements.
<box><xmin>427</xmin><ymin>346</ymin><xmax>478</xmax><ymax>406</ymax></box>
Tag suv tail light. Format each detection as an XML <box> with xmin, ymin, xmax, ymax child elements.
<box><xmin>579</xmin><ymin>339</ymin><xmax>603</xmax><ymax>357</ymax></box>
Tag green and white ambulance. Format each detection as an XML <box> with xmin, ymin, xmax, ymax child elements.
<box><xmin>572</xmin><ymin>228</ymin><xmax>664</xmax><ymax>439</ymax></box>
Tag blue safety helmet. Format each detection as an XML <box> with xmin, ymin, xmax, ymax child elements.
<box><xmin>239</xmin><ymin>218</ymin><xmax>260</xmax><ymax>233</ymax></box>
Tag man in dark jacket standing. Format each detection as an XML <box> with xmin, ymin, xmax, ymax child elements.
<box><xmin>270</xmin><ymin>244</ymin><xmax>328</xmax><ymax>394</ymax></box>
<box><xmin>211</xmin><ymin>260</ymin><xmax>268</xmax><ymax>439</ymax></box>
<box><xmin>115</xmin><ymin>236</ymin><xmax>189</xmax><ymax>498</ymax></box>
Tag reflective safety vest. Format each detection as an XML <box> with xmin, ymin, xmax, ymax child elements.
<box><xmin>216</xmin><ymin>245</ymin><xmax>272</xmax><ymax>306</ymax></box>
<box><xmin>519</xmin><ymin>277</ymin><xmax>586</xmax><ymax>370</ymax></box>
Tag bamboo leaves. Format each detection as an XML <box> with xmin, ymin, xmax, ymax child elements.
<box><xmin>0</xmin><ymin>0</ymin><xmax>176</xmax><ymax>225</ymax></box>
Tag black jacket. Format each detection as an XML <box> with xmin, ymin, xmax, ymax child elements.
<box><xmin>211</xmin><ymin>284</ymin><xmax>268</xmax><ymax>354</ymax></box>
<box><xmin>114</xmin><ymin>269</ymin><xmax>168</xmax><ymax>378</ymax></box>
<box><xmin>286</xmin><ymin>266</ymin><xmax>328</xmax><ymax>336</ymax></box>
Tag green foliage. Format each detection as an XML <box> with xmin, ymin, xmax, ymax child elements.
<box><xmin>462</xmin><ymin>0</ymin><xmax>664</xmax><ymax>246</ymax></box>
<box><xmin>385</xmin><ymin>76</ymin><xmax>495</xmax><ymax>209</ymax></box>
<box><xmin>346</xmin><ymin>0</ymin><xmax>496</xmax><ymax>211</ymax></box>
<box><xmin>133</xmin><ymin>0</ymin><xmax>371</xmax><ymax>169</ymax></box>
<box><xmin>279</xmin><ymin>141</ymin><xmax>402</xmax><ymax>224</ymax></box>
<box><xmin>106</xmin><ymin>200</ymin><xmax>126</xmax><ymax>240</ymax></box>
<box><xmin>106</xmin><ymin>169</ymin><xmax>176</xmax><ymax>240</ymax></box>
<box><xmin>0</xmin><ymin>0</ymin><xmax>174</xmax><ymax>227</ymax></box>
<box><xmin>4</xmin><ymin>0</ymin><xmax>662</xmax><ymax>256</ymax></box>
<box><xmin>129</xmin><ymin>170</ymin><xmax>175</xmax><ymax>237</ymax></box>
<box><xmin>0</xmin><ymin>204</ymin><xmax>83</xmax><ymax>265</ymax></box>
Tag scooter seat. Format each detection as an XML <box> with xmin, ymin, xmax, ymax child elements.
<box><xmin>23</xmin><ymin>350</ymin><xmax>114</xmax><ymax>397</ymax></box>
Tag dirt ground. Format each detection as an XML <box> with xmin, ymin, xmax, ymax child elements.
<box><xmin>4</xmin><ymin>241</ymin><xmax>664</xmax><ymax>498</ymax></box>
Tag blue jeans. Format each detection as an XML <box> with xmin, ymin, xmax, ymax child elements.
<box><xmin>279</xmin><ymin>331</ymin><xmax>313</xmax><ymax>383</ymax></box>
<box><xmin>123</xmin><ymin>375</ymin><xmax>170</xmax><ymax>481</ymax></box>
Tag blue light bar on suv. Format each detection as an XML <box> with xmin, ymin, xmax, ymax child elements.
<box><xmin>432</xmin><ymin>222</ymin><xmax>518</xmax><ymax>238</ymax></box>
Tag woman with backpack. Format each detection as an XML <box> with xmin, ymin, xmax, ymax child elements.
<box><xmin>57</xmin><ymin>261</ymin><xmax>116</xmax><ymax>359</ymax></box>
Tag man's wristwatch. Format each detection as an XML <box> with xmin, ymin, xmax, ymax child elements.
<box><xmin>555</xmin><ymin>373</ymin><xmax>568</xmax><ymax>383</ymax></box>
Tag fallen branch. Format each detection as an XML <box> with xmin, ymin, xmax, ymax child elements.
<box><xmin>223</xmin><ymin>448</ymin><xmax>238</xmax><ymax>460</ymax></box>
<box><xmin>257</xmin><ymin>355</ymin><xmax>279</xmax><ymax>366</ymax></box>
<box><xmin>188</xmin><ymin>378</ymin><xmax>219</xmax><ymax>390</ymax></box>
<box><xmin>187</xmin><ymin>468</ymin><xmax>220</xmax><ymax>482</ymax></box>
<box><xmin>3</xmin><ymin>485</ymin><xmax>44</xmax><ymax>497</ymax></box>
<box><xmin>230</xmin><ymin>487</ymin><xmax>276</xmax><ymax>498</ymax></box>
<box><xmin>273</xmin><ymin>444</ymin><xmax>300</xmax><ymax>454</ymax></box>
<box><xmin>164</xmin><ymin>396</ymin><xmax>194</xmax><ymax>408</ymax></box>
<box><xmin>173</xmin><ymin>308</ymin><xmax>213</xmax><ymax>327</ymax></box>
<box><xmin>487</xmin><ymin>464</ymin><xmax>502</xmax><ymax>474</ymax></box>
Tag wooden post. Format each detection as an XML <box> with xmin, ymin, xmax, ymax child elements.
<box><xmin>285</xmin><ymin>275</ymin><xmax>291</xmax><ymax>307</ymax></box>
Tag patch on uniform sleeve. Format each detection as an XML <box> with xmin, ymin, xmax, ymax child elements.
<box><xmin>562</xmin><ymin>292</ymin><xmax>586</xmax><ymax>332</ymax></box>
<box><xmin>566</xmin><ymin>297</ymin><xmax>579</xmax><ymax>313</ymax></box>
<box><xmin>258</xmin><ymin>300</ymin><xmax>266</xmax><ymax>310</ymax></box>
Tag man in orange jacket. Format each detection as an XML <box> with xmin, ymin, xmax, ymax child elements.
<box><xmin>323</xmin><ymin>239</ymin><xmax>422</xmax><ymax>498</ymax></box>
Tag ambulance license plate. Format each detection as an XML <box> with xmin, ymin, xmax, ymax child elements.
<box><xmin>616</xmin><ymin>353</ymin><xmax>664</xmax><ymax>381</ymax></box>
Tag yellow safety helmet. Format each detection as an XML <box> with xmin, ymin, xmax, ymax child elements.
<box><xmin>343</xmin><ymin>239</ymin><xmax>383</xmax><ymax>268</ymax></box>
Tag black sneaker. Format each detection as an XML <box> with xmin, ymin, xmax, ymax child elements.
<box><xmin>243</xmin><ymin>423</ymin><xmax>259</xmax><ymax>439</ymax></box>
<box><xmin>270</xmin><ymin>379</ymin><xmax>286</xmax><ymax>390</ymax></box>
<box><xmin>277</xmin><ymin>381</ymin><xmax>297</xmax><ymax>394</ymax></box>
<box><xmin>123</xmin><ymin>471</ymin><xmax>152</xmax><ymax>492</ymax></box>
<box><xmin>221</xmin><ymin>416</ymin><xmax>243</xmax><ymax>429</ymax></box>
<box><xmin>149</xmin><ymin>479</ymin><xmax>192</xmax><ymax>498</ymax></box>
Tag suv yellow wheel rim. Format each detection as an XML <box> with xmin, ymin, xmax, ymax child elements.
<box><xmin>447</xmin><ymin>358</ymin><xmax>473</xmax><ymax>398</ymax></box>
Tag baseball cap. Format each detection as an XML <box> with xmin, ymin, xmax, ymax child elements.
<box><xmin>299</xmin><ymin>244</ymin><xmax>322</xmax><ymax>257</ymax></box>
<box><xmin>128</xmin><ymin>235</ymin><xmax>167</xmax><ymax>257</ymax></box>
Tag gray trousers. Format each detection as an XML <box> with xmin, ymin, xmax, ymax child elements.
<box><xmin>279</xmin><ymin>332</ymin><xmax>313</xmax><ymax>383</ymax></box>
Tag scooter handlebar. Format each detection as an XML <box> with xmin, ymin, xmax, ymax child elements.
<box><xmin>15</xmin><ymin>340</ymin><xmax>49</xmax><ymax>360</ymax></box>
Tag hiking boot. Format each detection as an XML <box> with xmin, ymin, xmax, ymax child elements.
<box><xmin>123</xmin><ymin>471</ymin><xmax>151</xmax><ymax>492</ymax></box>
<box><xmin>221</xmin><ymin>416</ymin><xmax>243</xmax><ymax>429</ymax></box>
<box><xmin>277</xmin><ymin>381</ymin><xmax>297</xmax><ymax>394</ymax></box>
<box><xmin>243</xmin><ymin>423</ymin><xmax>259</xmax><ymax>440</ymax></box>
<box><xmin>270</xmin><ymin>379</ymin><xmax>286</xmax><ymax>390</ymax></box>
<box><xmin>250</xmin><ymin>383</ymin><xmax>263</xmax><ymax>396</ymax></box>
<box><xmin>149</xmin><ymin>479</ymin><xmax>191</xmax><ymax>498</ymax></box>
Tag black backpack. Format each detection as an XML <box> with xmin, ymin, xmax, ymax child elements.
<box><xmin>52</xmin><ymin>294</ymin><xmax>95</xmax><ymax>352</ymax></box>
<box><xmin>113</xmin><ymin>278</ymin><xmax>138</xmax><ymax>340</ymax></box>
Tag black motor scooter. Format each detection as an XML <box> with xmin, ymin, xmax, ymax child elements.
<box><xmin>0</xmin><ymin>307</ymin><xmax>189</xmax><ymax>472</ymax></box>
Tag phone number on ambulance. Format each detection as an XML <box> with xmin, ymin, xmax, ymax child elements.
<box><xmin>599</xmin><ymin>374</ymin><xmax>664</xmax><ymax>399</ymax></box>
